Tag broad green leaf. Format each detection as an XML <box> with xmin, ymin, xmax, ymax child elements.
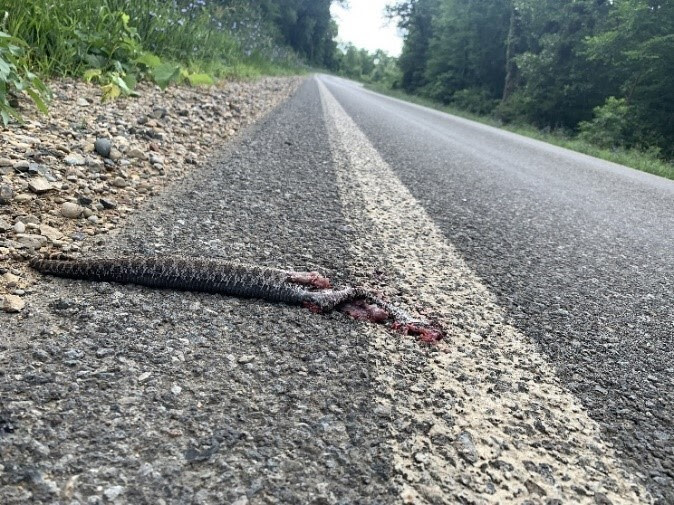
<box><xmin>135</xmin><ymin>52</ymin><xmax>162</xmax><ymax>69</ymax></box>
<box><xmin>84</xmin><ymin>54</ymin><xmax>106</xmax><ymax>69</ymax></box>
<box><xmin>0</xmin><ymin>59</ymin><xmax>11</xmax><ymax>80</ymax></box>
<box><xmin>111</xmin><ymin>74</ymin><xmax>131</xmax><ymax>95</ymax></box>
<box><xmin>101</xmin><ymin>83</ymin><xmax>121</xmax><ymax>101</ymax></box>
<box><xmin>8</xmin><ymin>44</ymin><xmax>24</xmax><ymax>57</ymax></box>
<box><xmin>25</xmin><ymin>89</ymin><xmax>48</xmax><ymax>114</ymax></box>
<box><xmin>83</xmin><ymin>68</ymin><xmax>102</xmax><ymax>82</ymax></box>
<box><xmin>187</xmin><ymin>72</ymin><xmax>215</xmax><ymax>86</ymax></box>
<box><xmin>152</xmin><ymin>63</ymin><xmax>181</xmax><ymax>90</ymax></box>
<box><xmin>122</xmin><ymin>73</ymin><xmax>137</xmax><ymax>91</ymax></box>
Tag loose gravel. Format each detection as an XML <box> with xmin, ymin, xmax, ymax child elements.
<box><xmin>0</xmin><ymin>76</ymin><xmax>302</xmax><ymax>308</ymax></box>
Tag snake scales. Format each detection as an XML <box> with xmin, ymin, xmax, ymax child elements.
<box><xmin>30</xmin><ymin>255</ymin><xmax>444</xmax><ymax>342</ymax></box>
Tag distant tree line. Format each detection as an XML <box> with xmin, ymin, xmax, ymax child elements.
<box><xmin>384</xmin><ymin>0</ymin><xmax>674</xmax><ymax>158</ymax></box>
<box><xmin>260</xmin><ymin>0</ymin><xmax>342</xmax><ymax>66</ymax></box>
<box><xmin>214</xmin><ymin>0</ymin><xmax>342</xmax><ymax>67</ymax></box>
<box><xmin>334</xmin><ymin>44</ymin><xmax>401</xmax><ymax>87</ymax></box>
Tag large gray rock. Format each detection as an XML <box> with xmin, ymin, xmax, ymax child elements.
<box><xmin>2</xmin><ymin>294</ymin><xmax>25</xmax><ymax>313</ymax></box>
<box><xmin>64</xmin><ymin>153</ymin><xmax>86</xmax><ymax>166</ymax></box>
<box><xmin>16</xmin><ymin>233</ymin><xmax>48</xmax><ymax>249</ymax></box>
<box><xmin>94</xmin><ymin>138</ymin><xmax>112</xmax><ymax>158</ymax></box>
<box><xmin>61</xmin><ymin>202</ymin><xmax>83</xmax><ymax>219</ymax></box>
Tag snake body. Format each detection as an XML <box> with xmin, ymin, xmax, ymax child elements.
<box><xmin>30</xmin><ymin>255</ymin><xmax>443</xmax><ymax>342</ymax></box>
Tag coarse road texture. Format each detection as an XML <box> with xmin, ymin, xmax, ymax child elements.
<box><xmin>0</xmin><ymin>75</ymin><xmax>671</xmax><ymax>504</ymax></box>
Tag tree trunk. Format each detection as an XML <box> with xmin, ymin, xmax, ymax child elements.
<box><xmin>502</xmin><ymin>3</ymin><xmax>522</xmax><ymax>101</ymax></box>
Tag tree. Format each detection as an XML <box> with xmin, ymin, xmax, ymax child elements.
<box><xmin>584</xmin><ymin>0</ymin><xmax>674</xmax><ymax>154</ymax></box>
<box><xmin>500</xmin><ymin>0</ymin><xmax>614</xmax><ymax>128</ymax></box>
<box><xmin>253</xmin><ymin>0</ymin><xmax>344</xmax><ymax>67</ymax></box>
<box><xmin>423</xmin><ymin>0</ymin><xmax>510</xmax><ymax>105</ymax></box>
<box><xmin>393</xmin><ymin>0</ymin><xmax>440</xmax><ymax>92</ymax></box>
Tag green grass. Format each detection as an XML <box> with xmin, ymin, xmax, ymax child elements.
<box><xmin>0</xmin><ymin>0</ymin><xmax>248</xmax><ymax>75</ymax></box>
<box><xmin>0</xmin><ymin>0</ymin><xmax>303</xmax><ymax>120</ymax></box>
<box><xmin>365</xmin><ymin>83</ymin><xmax>674</xmax><ymax>181</ymax></box>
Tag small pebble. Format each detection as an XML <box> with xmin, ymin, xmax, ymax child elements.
<box><xmin>103</xmin><ymin>486</ymin><xmax>125</xmax><ymax>501</ymax></box>
<box><xmin>27</xmin><ymin>177</ymin><xmax>54</xmax><ymax>194</ymax></box>
<box><xmin>12</xmin><ymin>160</ymin><xmax>30</xmax><ymax>172</ymax></box>
<box><xmin>111</xmin><ymin>177</ymin><xmax>127</xmax><ymax>188</ymax></box>
<box><xmin>0</xmin><ymin>184</ymin><xmax>13</xmax><ymax>204</ymax></box>
<box><xmin>94</xmin><ymin>138</ymin><xmax>112</xmax><ymax>158</ymax></box>
<box><xmin>2</xmin><ymin>272</ymin><xmax>20</xmax><ymax>287</ymax></box>
<box><xmin>3</xmin><ymin>294</ymin><xmax>25</xmax><ymax>313</ymax></box>
<box><xmin>33</xmin><ymin>349</ymin><xmax>50</xmax><ymax>361</ymax></box>
<box><xmin>39</xmin><ymin>224</ymin><xmax>63</xmax><ymax>241</ymax></box>
<box><xmin>64</xmin><ymin>153</ymin><xmax>86</xmax><ymax>166</ymax></box>
<box><xmin>61</xmin><ymin>202</ymin><xmax>83</xmax><ymax>219</ymax></box>
<box><xmin>127</xmin><ymin>148</ymin><xmax>145</xmax><ymax>160</ymax></box>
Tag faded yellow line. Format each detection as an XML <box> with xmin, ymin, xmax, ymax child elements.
<box><xmin>318</xmin><ymin>77</ymin><xmax>651</xmax><ymax>504</ymax></box>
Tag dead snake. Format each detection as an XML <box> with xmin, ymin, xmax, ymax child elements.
<box><xmin>30</xmin><ymin>255</ymin><xmax>444</xmax><ymax>342</ymax></box>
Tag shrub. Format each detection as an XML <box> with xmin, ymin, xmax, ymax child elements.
<box><xmin>577</xmin><ymin>97</ymin><xmax>633</xmax><ymax>149</ymax></box>
<box><xmin>450</xmin><ymin>88</ymin><xmax>499</xmax><ymax>115</ymax></box>
<box><xmin>0</xmin><ymin>30</ymin><xmax>49</xmax><ymax>124</ymax></box>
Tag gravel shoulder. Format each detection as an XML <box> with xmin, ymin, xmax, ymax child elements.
<box><xmin>1</xmin><ymin>76</ymin><xmax>302</xmax><ymax>311</ymax></box>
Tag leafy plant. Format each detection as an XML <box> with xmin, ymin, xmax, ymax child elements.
<box><xmin>578</xmin><ymin>97</ymin><xmax>633</xmax><ymax>149</ymax></box>
<box><xmin>0</xmin><ymin>30</ymin><xmax>49</xmax><ymax>124</ymax></box>
<box><xmin>73</xmin><ymin>8</ymin><xmax>144</xmax><ymax>100</ymax></box>
<box><xmin>451</xmin><ymin>88</ymin><xmax>498</xmax><ymax>115</ymax></box>
<box><xmin>0</xmin><ymin>0</ymin><xmax>309</xmax><ymax>106</ymax></box>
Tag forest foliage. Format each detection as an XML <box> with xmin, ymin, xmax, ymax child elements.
<box><xmin>380</xmin><ymin>0</ymin><xmax>674</xmax><ymax>160</ymax></box>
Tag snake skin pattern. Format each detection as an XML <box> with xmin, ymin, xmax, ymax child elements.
<box><xmin>30</xmin><ymin>255</ymin><xmax>443</xmax><ymax>341</ymax></box>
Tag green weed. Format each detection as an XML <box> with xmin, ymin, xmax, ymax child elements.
<box><xmin>0</xmin><ymin>0</ymin><xmax>302</xmax><ymax>118</ymax></box>
<box><xmin>0</xmin><ymin>30</ymin><xmax>49</xmax><ymax>124</ymax></box>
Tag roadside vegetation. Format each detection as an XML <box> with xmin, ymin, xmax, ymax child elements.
<box><xmin>0</xmin><ymin>0</ymin><xmax>343</xmax><ymax>123</ymax></box>
<box><xmin>335</xmin><ymin>0</ymin><xmax>674</xmax><ymax>180</ymax></box>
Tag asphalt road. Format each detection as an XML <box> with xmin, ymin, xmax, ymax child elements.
<box><xmin>2</xmin><ymin>76</ymin><xmax>672</xmax><ymax>504</ymax></box>
<box><xmin>319</xmin><ymin>75</ymin><xmax>674</xmax><ymax>503</ymax></box>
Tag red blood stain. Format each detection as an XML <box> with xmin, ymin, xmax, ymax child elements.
<box><xmin>392</xmin><ymin>322</ymin><xmax>444</xmax><ymax>343</ymax></box>
<box><xmin>302</xmin><ymin>301</ymin><xmax>323</xmax><ymax>314</ymax></box>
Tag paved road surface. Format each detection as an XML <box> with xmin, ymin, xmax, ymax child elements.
<box><xmin>319</xmin><ymin>75</ymin><xmax>674</xmax><ymax>503</ymax></box>
<box><xmin>2</xmin><ymin>76</ymin><xmax>672</xmax><ymax>504</ymax></box>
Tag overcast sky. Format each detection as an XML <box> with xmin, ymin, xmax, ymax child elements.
<box><xmin>331</xmin><ymin>0</ymin><xmax>404</xmax><ymax>57</ymax></box>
